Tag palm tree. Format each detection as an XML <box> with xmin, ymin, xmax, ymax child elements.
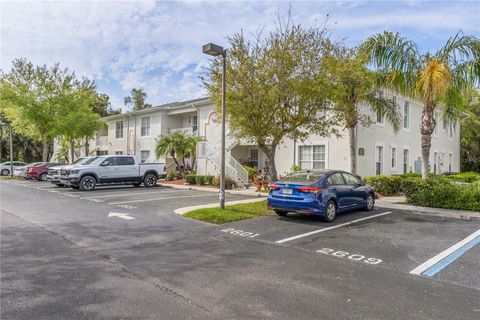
<box><xmin>361</xmin><ymin>31</ymin><xmax>479</xmax><ymax>178</ymax></box>
<box><xmin>322</xmin><ymin>47</ymin><xmax>401</xmax><ymax>174</ymax></box>
<box><xmin>155</xmin><ymin>131</ymin><xmax>202</xmax><ymax>174</ymax></box>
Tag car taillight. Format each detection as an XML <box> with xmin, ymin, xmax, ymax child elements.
<box><xmin>296</xmin><ymin>186</ymin><xmax>323</xmax><ymax>193</ymax></box>
<box><xmin>270</xmin><ymin>184</ymin><xmax>281</xmax><ymax>190</ymax></box>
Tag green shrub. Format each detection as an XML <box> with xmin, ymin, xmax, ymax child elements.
<box><xmin>186</xmin><ymin>174</ymin><xmax>197</xmax><ymax>185</ymax></box>
<box><xmin>213</xmin><ymin>175</ymin><xmax>237</xmax><ymax>189</ymax></box>
<box><xmin>363</xmin><ymin>175</ymin><xmax>402</xmax><ymax>196</ymax></box>
<box><xmin>204</xmin><ymin>175</ymin><xmax>214</xmax><ymax>185</ymax></box>
<box><xmin>402</xmin><ymin>177</ymin><xmax>480</xmax><ymax>211</ymax></box>
<box><xmin>446</xmin><ymin>171</ymin><xmax>480</xmax><ymax>183</ymax></box>
<box><xmin>195</xmin><ymin>175</ymin><xmax>206</xmax><ymax>185</ymax></box>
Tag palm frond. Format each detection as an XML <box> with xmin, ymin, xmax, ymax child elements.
<box><xmin>364</xmin><ymin>92</ymin><xmax>401</xmax><ymax>133</ymax></box>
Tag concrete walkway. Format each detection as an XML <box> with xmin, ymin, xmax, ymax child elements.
<box><xmin>376</xmin><ymin>195</ymin><xmax>480</xmax><ymax>221</ymax></box>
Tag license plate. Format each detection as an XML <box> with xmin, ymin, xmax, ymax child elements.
<box><xmin>282</xmin><ymin>188</ymin><xmax>292</xmax><ymax>195</ymax></box>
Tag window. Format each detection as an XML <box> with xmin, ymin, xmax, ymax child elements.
<box><xmin>448</xmin><ymin>120</ymin><xmax>453</xmax><ymax>138</ymax></box>
<box><xmin>376</xmin><ymin>111</ymin><xmax>384</xmax><ymax>124</ymax></box>
<box><xmin>403</xmin><ymin>149</ymin><xmax>409</xmax><ymax>174</ymax></box>
<box><xmin>342</xmin><ymin>173</ymin><xmax>359</xmax><ymax>186</ymax></box>
<box><xmin>391</xmin><ymin>147</ymin><xmax>397</xmax><ymax>169</ymax></box>
<box><xmin>433</xmin><ymin>152</ymin><xmax>438</xmax><ymax>174</ymax></box>
<box><xmin>249</xmin><ymin>149</ymin><xmax>258</xmax><ymax>168</ymax></box>
<box><xmin>115</xmin><ymin>121</ymin><xmax>124</xmax><ymax>139</ymax></box>
<box><xmin>141</xmin><ymin>117</ymin><xmax>151</xmax><ymax>137</ymax></box>
<box><xmin>403</xmin><ymin>101</ymin><xmax>409</xmax><ymax>129</ymax></box>
<box><xmin>299</xmin><ymin>145</ymin><xmax>326</xmax><ymax>170</ymax></box>
<box><xmin>115</xmin><ymin>151</ymin><xmax>123</xmax><ymax>155</ymax></box>
<box><xmin>434</xmin><ymin>112</ymin><xmax>439</xmax><ymax>136</ymax></box>
<box><xmin>375</xmin><ymin>146</ymin><xmax>383</xmax><ymax>175</ymax></box>
<box><xmin>327</xmin><ymin>173</ymin><xmax>345</xmax><ymax>185</ymax></box>
<box><xmin>449</xmin><ymin>153</ymin><xmax>452</xmax><ymax>172</ymax></box>
<box><xmin>103</xmin><ymin>157</ymin><xmax>116</xmax><ymax>166</ymax></box>
<box><xmin>116</xmin><ymin>157</ymin><xmax>135</xmax><ymax>165</ymax></box>
<box><xmin>284</xmin><ymin>171</ymin><xmax>326</xmax><ymax>183</ymax></box>
<box><xmin>140</xmin><ymin>150</ymin><xmax>150</xmax><ymax>163</ymax></box>
<box><xmin>192</xmin><ymin>114</ymin><xmax>198</xmax><ymax>133</ymax></box>
<box><xmin>97</xmin><ymin>150</ymin><xmax>108</xmax><ymax>156</ymax></box>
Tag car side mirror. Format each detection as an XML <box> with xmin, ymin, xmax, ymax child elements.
<box><xmin>100</xmin><ymin>160</ymin><xmax>110</xmax><ymax>166</ymax></box>
<box><xmin>358</xmin><ymin>181</ymin><xmax>365</xmax><ymax>186</ymax></box>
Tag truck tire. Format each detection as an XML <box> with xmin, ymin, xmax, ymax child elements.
<box><xmin>79</xmin><ymin>175</ymin><xmax>96</xmax><ymax>191</ymax></box>
<box><xmin>143</xmin><ymin>173</ymin><xmax>157</xmax><ymax>188</ymax></box>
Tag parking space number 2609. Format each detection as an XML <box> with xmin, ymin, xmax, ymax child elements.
<box><xmin>317</xmin><ymin>248</ymin><xmax>382</xmax><ymax>265</ymax></box>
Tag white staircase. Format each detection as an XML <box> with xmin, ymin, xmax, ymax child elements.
<box><xmin>198</xmin><ymin>142</ymin><xmax>249</xmax><ymax>187</ymax></box>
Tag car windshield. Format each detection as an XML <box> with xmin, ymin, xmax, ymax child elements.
<box><xmin>33</xmin><ymin>163</ymin><xmax>46</xmax><ymax>167</ymax></box>
<box><xmin>282</xmin><ymin>171</ymin><xmax>326</xmax><ymax>183</ymax></box>
<box><xmin>82</xmin><ymin>157</ymin><xmax>104</xmax><ymax>165</ymax></box>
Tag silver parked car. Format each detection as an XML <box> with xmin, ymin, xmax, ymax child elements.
<box><xmin>0</xmin><ymin>161</ymin><xmax>26</xmax><ymax>176</ymax></box>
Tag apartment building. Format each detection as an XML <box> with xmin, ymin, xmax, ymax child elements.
<box><xmin>61</xmin><ymin>94</ymin><xmax>460</xmax><ymax>185</ymax></box>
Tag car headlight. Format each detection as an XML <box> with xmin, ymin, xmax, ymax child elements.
<box><xmin>70</xmin><ymin>169</ymin><xmax>80</xmax><ymax>174</ymax></box>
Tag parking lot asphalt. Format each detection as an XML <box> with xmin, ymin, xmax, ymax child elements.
<box><xmin>1</xmin><ymin>179</ymin><xmax>479</xmax><ymax>320</ymax></box>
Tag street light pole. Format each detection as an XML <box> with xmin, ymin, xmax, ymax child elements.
<box><xmin>203</xmin><ymin>42</ymin><xmax>227</xmax><ymax>209</ymax></box>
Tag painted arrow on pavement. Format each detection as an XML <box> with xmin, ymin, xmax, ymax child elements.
<box><xmin>108</xmin><ymin>212</ymin><xmax>135</xmax><ymax>220</ymax></box>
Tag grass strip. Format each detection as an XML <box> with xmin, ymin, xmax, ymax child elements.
<box><xmin>184</xmin><ymin>200</ymin><xmax>271</xmax><ymax>224</ymax></box>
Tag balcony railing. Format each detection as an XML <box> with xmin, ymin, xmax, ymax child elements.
<box><xmin>167</xmin><ymin>127</ymin><xmax>198</xmax><ymax>136</ymax></box>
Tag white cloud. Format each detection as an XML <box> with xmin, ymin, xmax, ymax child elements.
<box><xmin>1</xmin><ymin>0</ymin><xmax>478</xmax><ymax>107</ymax></box>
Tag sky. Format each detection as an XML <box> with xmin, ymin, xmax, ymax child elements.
<box><xmin>1</xmin><ymin>0</ymin><xmax>479</xmax><ymax>110</ymax></box>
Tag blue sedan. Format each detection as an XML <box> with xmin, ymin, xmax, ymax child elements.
<box><xmin>267</xmin><ymin>170</ymin><xmax>375</xmax><ymax>222</ymax></box>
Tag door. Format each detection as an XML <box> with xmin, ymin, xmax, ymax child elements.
<box><xmin>327</xmin><ymin>173</ymin><xmax>352</xmax><ymax>209</ymax></box>
<box><xmin>98</xmin><ymin>157</ymin><xmax>118</xmax><ymax>182</ymax></box>
<box><xmin>341</xmin><ymin>173</ymin><xmax>365</xmax><ymax>207</ymax></box>
<box><xmin>115</xmin><ymin>156</ymin><xmax>138</xmax><ymax>181</ymax></box>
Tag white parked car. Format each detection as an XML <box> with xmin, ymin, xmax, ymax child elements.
<box><xmin>13</xmin><ymin>162</ymin><xmax>43</xmax><ymax>178</ymax></box>
<box><xmin>0</xmin><ymin>161</ymin><xmax>27</xmax><ymax>176</ymax></box>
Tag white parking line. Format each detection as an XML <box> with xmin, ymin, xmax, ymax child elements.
<box><xmin>109</xmin><ymin>193</ymin><xmax>216</xmax><ymax>205</ymax></box>
<box><xmin>275</xmin><ymin>211</ymin><xmax>393</xmax><ymax>244</ymax></box>
<box><xmin>80</xmin><ymin>189</ymin><xmax>188</xmax><ymax>199</ymax></box>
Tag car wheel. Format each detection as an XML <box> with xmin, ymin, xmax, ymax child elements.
<box><xmin>365</xmin><ymin>193</ymin><xmax>375</xmax><ymax>211</ymax></box>
<box><xmin>143</xmin><ymin>174</ymin><xmax>157</xmax><ymax>188</ymax></box>
<box><xmin>275</xmin><ymin>210</ymin><xmax>288</xmax><ymax>217</ymax></box>
<box><xmin>79</xmin><ymin>176</ymin><xmax>96</xmax><ymax>191</ymax></box>
<box><xmin>1</xmin><ymin>169</ymin><xmax>10</xmax><ymax>176</ymax></box>
<box><xmin>323</xmin><ymin>200</ymin><xmax>337</xmax><ymax>222</ymax></box>
<box><xmin>39</xmin><ymin>173</ymin><xmax>48</xmax><ymax>181</ymax></box>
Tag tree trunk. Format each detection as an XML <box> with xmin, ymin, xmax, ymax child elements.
<box><xmin>259</xmin><ymin>143</ymin><xmax>277</xmax><ymax>181</ymax></box>
<box><xmin>420</xmin><ymin>100</ymin><xmax>436</xmax><ymax>179</ymax></box>
<box><xmin>70</xmin><ymin>139</ymin><xmax>75</xmax><ymax>164</ymax></box>
<box><xmin>42</xmin><ymin>141</ymin><xmax>49</xmax><ymax>162</ymax></box>
<box><xmin>348</xmin><ymin>125</ymin><xmax>356</xmax><ymax>174</ymax></box>
<box><xmin>84</xmin><ymin>137</ymin><xmax>90</xmax><ymax>156</ymax></box>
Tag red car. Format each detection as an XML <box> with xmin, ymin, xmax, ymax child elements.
<box><xmin>27</xmin><ymin>162</ymin><xmax>61</xmax><ymax>181</ymax></box>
